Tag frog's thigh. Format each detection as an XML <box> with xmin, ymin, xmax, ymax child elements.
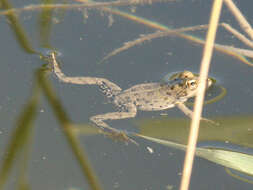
<box><xmin>91</xmin><ymin>104</ymin><xmax>137</xmax><ymax>122</ymax></box>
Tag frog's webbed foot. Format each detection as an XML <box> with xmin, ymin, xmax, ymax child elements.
<box><xmin>95</xmin><ymin>122</ymin><xmax>138</xmax><ymax>145</ymax></box>
<box><xmin>106</xmin><ymin>130</ymin><xmax>138</xmax><ymax>145</ymax></box>
<box><xmin>90</xmin><ymin>104</ymin><xmax>138</xmax><ymax>145</ymax></box>
<box><xmin>175</xmin><ymin>102</ymin><xmax>219</xmax><ymax>126</ymax></box>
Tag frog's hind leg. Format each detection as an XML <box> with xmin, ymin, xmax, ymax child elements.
<box><xmin>50</xmin><ymin>52</ymin><xmax>122</xmax><ymax>97</ymax></box>
<box><xmin>90</xmin><ymin>103</ymin><xmax>137</xmax><ymax>144</ymax></box>
<box><xmin>176</xmin><ymin>102</ymin><xmax>219</xmax><ymax>125</ymax></box>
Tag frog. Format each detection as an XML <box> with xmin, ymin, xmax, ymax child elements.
<box><xmin>49</xmin><ymin>52</ymin><xmax>214</xmax><ymax>143</ymax></box>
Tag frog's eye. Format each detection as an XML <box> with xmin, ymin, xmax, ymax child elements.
<box><xmin>187</xmin><ymin>79</ymin><xmax>197</xmax><ymax>90</ymax></box>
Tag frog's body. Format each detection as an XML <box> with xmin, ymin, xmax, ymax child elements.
<box><xmin>50</xmin><ymin>53</ymin><xmax>214</xmax><ymax>142</ymax></box>
<box><xmin>115</xmin><ymin>83</ymin><xmax>173</xmax><ymax>111</ymax></box>
<box><xmin>115</xmin><ymin>83</ymin><xmax>180</xmax><ymax>111</ymax></box>
<box><xmin>114</xmin><ymin>78</ymin><xmax>202</xmax><ymax>111</ymax></box>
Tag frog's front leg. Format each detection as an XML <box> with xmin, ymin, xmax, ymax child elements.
<box><xmin>90</xmin><ymin>103</ymin><xmax>137</xmax><ymax>143</ymax></box>
<box><xmin>175</xmin><ymin>102</ymin><xmax>218</xmax><ymax>125</ymax></box>
<box><xmin>50</xmin><ymin>52</ymin><xmax>122</xmax><ymax>97</ymax></box>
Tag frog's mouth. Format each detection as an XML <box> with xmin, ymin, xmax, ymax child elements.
<box><xmin>193</xmin><ymin>74</ymin><xmax>216</xmax><ymax>88</ymax></box>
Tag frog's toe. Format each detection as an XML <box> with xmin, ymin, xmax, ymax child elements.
<box><xmin>106</xmin><ymin>130</ymin><xmax>139</xmax><ymax>145</ymax></box>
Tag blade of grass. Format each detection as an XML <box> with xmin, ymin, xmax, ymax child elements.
<box><xmin>0</xmin><ymin>86</ymin><xmax>40</xmax><ymax>190</ymax></box>
<box><xmin>0</xmin><ymin>0</ymin><xmax>37</xmax><ymax>54</ymax></box>
<box><xmin>17</xmin><ymin>122</ymin><xmax>34</xmax><ymax>190</ymax></box>
<box><xmin>38</xmin><ymin>0</ymin><xmax>54</xmax><ymax>48</ymax></box>
<box><xmin>136</xmin><ymin>134</ymin><xmax>253</xmax><ymax>176</ymax></box>
<box><xmin>36</xmin><ymin>67</ymin><xmax>103</xmax><ymax>190</ymax></box>
<box><xmin>179</xmin><ymin>1</ymin><xmax>223</xmax><ymax>190</ymax></box>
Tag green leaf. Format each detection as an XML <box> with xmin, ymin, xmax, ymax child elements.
<box><xmin>0</xmin><ymin>89</ymin><xmax>39</xmax><ymax>189</ymax></box>
<box><xmin>136</xmin><ymin>134</ymin><xmax>253</xmax><ymax>176</ymax></box>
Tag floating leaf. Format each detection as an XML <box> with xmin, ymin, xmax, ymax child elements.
<box><xmin>136</xmin><ymin>134</ymin><xmax>253</xmax><ymax>176</ymax></box>
<box><xmin>136</xmin><ymin>115</ymin><xmax>253</xmax><ymax>148</ymax></box>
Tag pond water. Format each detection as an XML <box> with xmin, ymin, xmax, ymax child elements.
<box><xmin>1</xmin><ymin>0</ymin><xmax>253</xmax><ymax>189</ymax></box>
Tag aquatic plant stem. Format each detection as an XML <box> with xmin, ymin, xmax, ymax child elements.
<box><xmin>37</xmin><ymin>68</ymin><xmax>103</xmax><ymax>190</ymax></box>
<box><xmin>179</xmin><ymin>1</ymin><xmax>223</xmax><ymax>190</ymax></box>
<box><xmin>224</xmin><ymin>0</ymin><xmax>253</xmax><ymax>40</ymax></box>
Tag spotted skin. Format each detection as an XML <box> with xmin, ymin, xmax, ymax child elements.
<box><xmin>50</xmin><ymin>53</ymin><xmax>214</xmax><ymax>143</ymax></box>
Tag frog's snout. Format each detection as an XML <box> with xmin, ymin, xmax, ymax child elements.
<box><xmin>207</xmin><ymin>77</ymin><xmax>216</xmax><ymax>88</ymax></box>
<box><xmin>207</xmin><ymin>78</ymin><xmax>213</xmax><ymax>88</ymax></box>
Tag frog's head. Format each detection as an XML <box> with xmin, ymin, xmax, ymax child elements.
<box><xmin>180</xmin><ymin>70</ymin><xmax>213</xmax><ymax>98</ymax></box>
<box><xmin>169</xmin><ymin>71</ymin><xmax>213</xmax><ymax>99</ymax></box>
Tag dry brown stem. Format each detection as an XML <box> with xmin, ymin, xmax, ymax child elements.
<box><xmin>179</xmin><ymin>0</ymin><xmax>223</xmax><ymax>190</ymax></box>
<box><xmin>224</xmin><ymin>0</ymin><xmax>253</xmax><ymax>40</ymax></box>
<box><xmin>0</xmin><ymin>0</ymin><xmax>176</xmax><ymax>15</ymax></box>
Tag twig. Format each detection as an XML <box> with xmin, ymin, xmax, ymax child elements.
<box><xmin>221</xmin><ymin>22</ymin><xmax>253</xmax><ymax>48</ymax></box>
<box><xmin>0</xmin><ymin>0</ymin><xmax>175</xmax><ymax>15</ymax></box>
<box><xmin>179</xmin><ymin>1</ymin><xmax>223</xmax><ymax>190</ymax></box>
<box><xmin>100</xmin><ymin>24</ymin><xmax>210</xmax><ymax>63</ymax></box>
<box><xmin>224</xmin><ymin>0</ymin><xmax>253</xmax><ymax>40</ymax></box>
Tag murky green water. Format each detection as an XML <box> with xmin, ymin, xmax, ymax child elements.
<box><xmin>1</xmin><ymin>0</ymin><xmax>253</xmax><ymax>189</ymax></box>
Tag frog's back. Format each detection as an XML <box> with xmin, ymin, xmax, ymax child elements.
<box><xmin>114</xmin><ymin>83</ymin><xmax>177</xmax><ymax>111</ymax></box>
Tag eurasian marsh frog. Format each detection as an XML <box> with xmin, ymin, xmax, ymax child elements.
<box><xmin>49</xmin><ymin>53</ymin><xmax>214</xmax><ymax>142</ymax></box>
